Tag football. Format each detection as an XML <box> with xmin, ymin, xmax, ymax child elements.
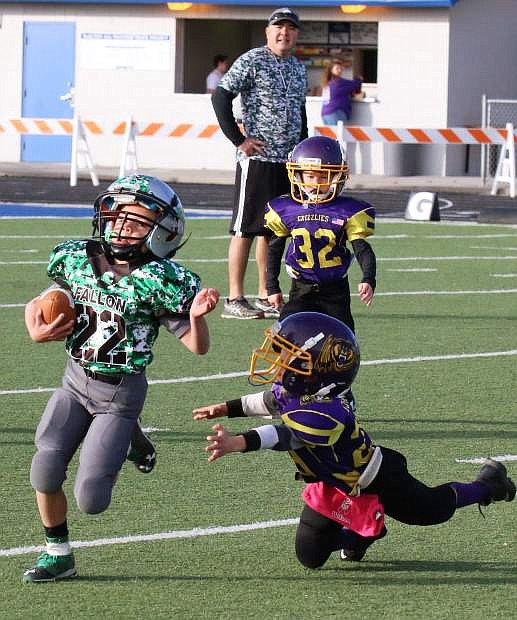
<box><xmin>37</xmin><ymin>288</ymin><xmax>76</xmax><ymax>325</ymax></box>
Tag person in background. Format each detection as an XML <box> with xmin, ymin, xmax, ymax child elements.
<box><xmin>321</xmin><ymin>59</ymin><xmax>363</xmax><ymax>126</ymax></box>
<box><xmin>206</xmin><ymin>54</ymin><xmax>230</xmax><ymax>94</ymax></box>
<box><xmin>193</xmin><ymin>312</ymin><xmax>515</xmax><ymax>569</ymax></box>
<box><xmin>211</xmin><ymin>7</ymin><xmax>308</xmax><ymax>320</ymax></box>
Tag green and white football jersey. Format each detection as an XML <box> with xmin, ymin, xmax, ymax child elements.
<box><xmin>47</xmin><ymin>239</ymin><xmax>200</xmax><ymax>374</ymax></box>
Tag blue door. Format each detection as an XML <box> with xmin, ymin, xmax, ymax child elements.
<box><xmin>21</xmin><ymin>22</ymin><xmax>76</xmax><ymax>162</ymax></box>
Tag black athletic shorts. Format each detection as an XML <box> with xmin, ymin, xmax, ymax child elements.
<box><xmin>231</xmin><ymin>158</ymin><xmax>290</xmax><ymax>237</ymax></box>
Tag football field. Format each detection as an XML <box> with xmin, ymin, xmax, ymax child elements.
<box><xmin>0</xmin><ymin>214</ymin><xmax>516</xmax><ymax>619</ymax></box>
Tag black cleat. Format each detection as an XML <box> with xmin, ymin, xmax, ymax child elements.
<box><xmin>340</xmin><ymin>526</ymin><xmax>387</xmax><ymax>562</ymax></box>
<box><xmin>127</xmin><ymin>423</ymin><xmax>156</xmax><ymax>474</ymax></box>
<box><xmin>476</xmin><ymin>458</ymin><xmax>516</xmax><ymax>506</ymax></box>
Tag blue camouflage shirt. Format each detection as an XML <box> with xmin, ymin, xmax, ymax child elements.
<box><xmin>219</xmin><ymin>46</ymin><xmax>307</xmax><ymax>163</ymax></box>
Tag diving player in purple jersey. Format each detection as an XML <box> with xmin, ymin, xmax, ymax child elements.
<box><xmin>193</xmin><ymin>312</ymin><xmax>515</xmax><ymax>569</ymax></box>
<box><xmin>264</xmin><ymin>135</ymin><xmax>376</xmax><ymax>334</ymax></box>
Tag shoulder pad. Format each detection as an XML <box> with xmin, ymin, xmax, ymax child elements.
<box><xmin>281</xmin><ymin>406</ymin><xmax>345</xmax><ymax>446</ymax></box>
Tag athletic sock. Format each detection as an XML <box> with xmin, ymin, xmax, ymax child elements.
<box><xmin>45</xmin><ymin>520</ymin><xmax>69</xmax><ymax>540</ymax></box>
<box><xmin>450</xmin><ymin>481</ymin><xmax>491</xmax><ymax>508</ymax></box>
<box><xmin>44</xmin><ymin>521</ymin><xmax>72</xmax><ymax>556</ymax></box>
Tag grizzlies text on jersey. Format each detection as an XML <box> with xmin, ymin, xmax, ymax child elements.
<box><xmin>47</xmin><ymin>240</ymin><xmax>200</xmax><ymax>374</ymax></box>
<box><xmin>265</xmin><ymin>195</ymin><xmax>375</xmax><ymax>284</ymax></box>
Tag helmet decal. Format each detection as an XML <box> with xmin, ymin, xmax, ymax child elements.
<box><xmin>314</xmin><ymin>336</ymin><xmax>357</xmax><ymax>375</ymax></box>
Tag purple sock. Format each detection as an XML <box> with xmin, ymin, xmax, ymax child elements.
<box><xmin>450</xmin><ymin>481</ymin><xmax>490</xmax><ymax>508</ymax></box>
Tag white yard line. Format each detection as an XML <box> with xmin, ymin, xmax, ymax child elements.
<box><xmin>2</xmin><ymin>287</ymin><xmax>517</xmax><ymax>309</ymax></box>
<box><xmin>372</xmin><ymin>288</ymin><xmax>517</xmax><ymax>296</ymax></box>
<box><xmin>1</xmin><ymin>442</ymin><xmax>515</xmax><ymax>559</ymax></box>
<box><xmin>455</xmin><ymin>455</ymin><xmax>517</xmax><ymax>464</ymax></box>
<box><xmin>0</xmin><ymin>518</ymin><xmax>299</xmax><ymax>558</ymax></box>
<box><xmin>2</xmin><ymin>255</ymin><xmax>517</xmax><ymax>266</ymax></box>
<box><xmin>470</xmin><ymin>245</ymin><xmax>517</xmax><ymax>251</ymax></box>
<box><xmin>141</xmin><ymin>427</ymin><xmax>171</xmax><ymax>433</ymax></box>
<box><xmin>2</xmin><ymin>349</ymin><xmax>517</xmax><ymax>397</ymax></box>
<box><xmin>386</xmin><ymin>268</ymin><xmax>438</xmax><ymax>272</ymax></box>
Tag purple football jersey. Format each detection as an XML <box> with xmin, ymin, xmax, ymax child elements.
<box><xmin>272</xmin><ymin>383</ymin><xmax>375</xmax><ymax>495</ymax></box>
<box><xmin>265</xmin><ymin>195</ymin><xmax>375</xmax><ymax>284</ymax></box>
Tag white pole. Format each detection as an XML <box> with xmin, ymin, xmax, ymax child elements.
<box><xmin>337</xmin><ymin>120</ymin><xmax>347</xmax><ymax>160</ymax></box>
<box><xmin>119</xmin><ymin>116</ymin><xmax>138</xmax><ymax>177</ymax></box>
<box><xmin>480</xmin><ymin>93</ymin><xmax>487</xmax><ymax>185</ymax></box>
<box><xmin>508</xmin><ymin>123</ymin><xmax>516</xmax><ymax>199</ymax></box>
<box><xmin>70</xmin><ymin>112</ymin><xmax>79</xmax><ymax>187</ymax></box>
<box><xmin>490</xmin><ymin>123</ymin><xmax>515</xmax><ymax>198</ymax></box>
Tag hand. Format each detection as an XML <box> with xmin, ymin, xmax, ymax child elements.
<box><xmin>205</xmin><ymin>423</ymin><xmax>245</xmax><ymax>462</ymax></box>
<box><xmin>238</xmin><ymin>137</ymin><xmax>266</xmax><ymax>157</ymax></box>
<box><xmin>190</xmin><ymin>288</ymin><xmax>220</xmax><ymax>318</ymax></box>
<box><xmin>193</xmin><ymin>402</ymin><xmax>228</xmax><ymax>421</ymax></box>
<box><xmin>358</xmin><ymin>282</ymin><xmax>374</xmax><ymax>307</ymax></box>
<box><xmin>24</xmin><ymin>298</ymin><xmax>75</xmax><ymax>342</ymax></box>
<box><xmin>267</xmin><ymin>293</ymin><xmax>284</xmax><ymax>310</ymax></box>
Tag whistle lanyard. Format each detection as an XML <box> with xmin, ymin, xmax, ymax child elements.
<box><xmin>266</xmin><ymin>46</ymin><xmax>294</xmax><ymax>96</ymax></box>
<box><xmin>275</xmin><ymin>57</ymin><xmax>293</xmax><ymax>96</ymax></box>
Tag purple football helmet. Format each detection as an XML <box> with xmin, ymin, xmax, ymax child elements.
<box><xmin>286</xmin><ymin>136</ymin><xmax>349</xmax><ymax>204</ymax></box>
<box><xmin>249</xmin><ymin>312</ymin><xmax>360</xmax><ymax>397</ymax></box>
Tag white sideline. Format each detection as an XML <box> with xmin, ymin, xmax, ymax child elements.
<box><xmin>2</xmin><ymin>349</ymin><xmax>517</xmax><ymax>397</ymax></box>
<box><xmin>0</xmin><ymin>518</ymin><xmax>299</xmax><ymax>558</ymax></box>
<box><xmin>2</xmin><ymin>255</ymin><xmax>517</xmax><ymax>266</ymax></box>
<box><xmin>1</xmin><ymin>232</ymin><xmax>517</xmax><ymax>240</ymax></box>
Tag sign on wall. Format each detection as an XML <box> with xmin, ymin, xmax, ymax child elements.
<box><xmin>80</xmin><ymin>33</ymin><xmax>170</xmax><ymax>70</ymax></box>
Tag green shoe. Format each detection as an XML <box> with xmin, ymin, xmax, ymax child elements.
<box><xmin>23</xmin><ymin>552</ymin><xmax>76</xmax><ymax>583</ymax></box>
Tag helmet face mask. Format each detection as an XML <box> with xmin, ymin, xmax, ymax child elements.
<box><xmin>249</xmin><ymin>312</ymin><xmax>360</xmax><ymax>397</ymax></box>
<box><xmin>93</xmin><ymin>175</ymin><xmax>186</xmax><ymax>260</ymax></box>
<box><xmin>286</xmin><ymin>136</ymin><xmax>349</xmax><ymax>204</ymax></box>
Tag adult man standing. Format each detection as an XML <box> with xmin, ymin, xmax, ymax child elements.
<box><xmin>212</xmin><ymin>7</ymin><xmax>308</xmax><ymax>319</ymax></box>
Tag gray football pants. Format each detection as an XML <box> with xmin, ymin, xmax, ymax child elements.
<box><xmin>30</xmin><ymin>359</ymin><xmax>148</xmax><ymax>514</ymax></box>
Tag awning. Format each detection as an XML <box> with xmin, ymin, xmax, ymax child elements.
<box><xmin>8</xmin><ymin>1</ymin><xmax>460</xmax><ymax>6</ymax></box>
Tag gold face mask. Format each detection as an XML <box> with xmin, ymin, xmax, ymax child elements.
<box><xmin>286</xmin><ymin>159</ymin><xmax>349</xmax><ymax>204</ymax></box>
<box><xmin>249</xmin><ymin>325</ymin><xmax>315</xmax><ymax>386</ymax></box>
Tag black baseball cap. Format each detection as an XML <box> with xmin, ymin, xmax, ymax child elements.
<box><xmin>267</xmin><ymin>7</ymin><xmax>300</xmax><ymax>29</ymax></box>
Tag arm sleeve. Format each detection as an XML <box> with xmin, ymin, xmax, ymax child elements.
<box><xmin>266</xmin><ymin>235</ymin><xmax>287</xmax><ymax>296</ymax></box>
<box><xmin>158</xmin><ymin>313</ymin><xmax>191</xmax><ymax>338</ymax></box>
<box><xmin>241</xmin><ymin>424</ymin><xmax>300</xmax><ymax>452</ymax></box>
<box><xmin>211</xmin><ymin>87</ymin><xmax>245</xmax><ymax>148</ymax></box>
<box><xmin>351</xmin><ymin>238</ymin><xmax>376</xmax><ymax>290</ymax></box>
<box><xmin>227</xmin><ymin>390</ymin><xmax>281</xmax><ymax>419</ymax></box>
<box><xmin>300</xmin><ymin>105</ymin><xmax>308</xmax><ymax>141</ymax></box>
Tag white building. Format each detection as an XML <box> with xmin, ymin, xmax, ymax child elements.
<box><xmin>0</xmin><ymin>0</ymin><xmax>516</xmax><ymax>175</ymax></box>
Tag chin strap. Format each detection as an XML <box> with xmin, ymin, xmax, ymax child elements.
<box><xmin>299</xmin><ymin>183</ymin><xmax>337</xmax><ymax>203</ymax></box>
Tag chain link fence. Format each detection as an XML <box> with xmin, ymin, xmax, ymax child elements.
<box><xmin>482</xmin><ymin>96</ymin><xmax>517</xmax><ymax>183</ymax></box>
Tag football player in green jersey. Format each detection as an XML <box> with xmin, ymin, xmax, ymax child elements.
<box><xmin>23</xmin><ymin>175</ymin><xmax>219</xmax><ymax>583</ymax></box>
